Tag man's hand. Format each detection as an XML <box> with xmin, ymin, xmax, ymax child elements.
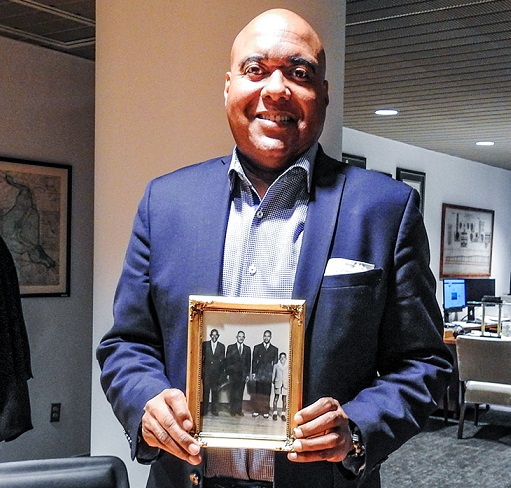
<box><xmin>287</xmin><ymin>397</ymin><xmax>353</xmax><ymax>463</ymax></box>
<box><xmin>141</xmin><ymin>388</ymin><xmax>202</xmax><ymax>465</ymax></box>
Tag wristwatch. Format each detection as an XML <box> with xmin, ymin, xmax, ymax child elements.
<box><xmin>343</xmin><ymin>422</ymin><xmax>366</xmax><ymax>475</ymax></box>
<box><xmin>347</xmin><ymin>424</ymin><xmax>365</xmax><ymax>458</ymax></box>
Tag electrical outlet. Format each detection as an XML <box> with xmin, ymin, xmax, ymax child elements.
<box><xmin>50</xmin><ymin>403</ymin><xmax>61</xmax><ymax>422</ymax></box>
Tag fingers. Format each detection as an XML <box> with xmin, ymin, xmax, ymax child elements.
<box><xmin>141</xmin><ymin>388</ymin><xmax>202</xmax><ymax>465</ymax></box>
<box><xmin>294</xmin><ymin>397</ymin><xmax>345</xmax><ymax>438</ymax></box>
<box><xmin>288</xmin><ymin>397</ymin><xmax>352</xmax><ymax>463</ymax></box>
<box><xmin>289</xmin><ymin>430</ymin><xmax>349</xmax><ymax>463</ymax></box>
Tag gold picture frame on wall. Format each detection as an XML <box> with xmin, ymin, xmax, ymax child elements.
<box><xmin>187</xmin><ymin>295</ymin><xmax>306</xmax><ymax>451</ymax></box>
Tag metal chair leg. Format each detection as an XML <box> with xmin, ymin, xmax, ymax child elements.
<box><xmin>443</xmin><ymin>386</ymin><xmax>449</xmax><ymax>423</ymax></box>
<box><xmin>458</xmin><ymin>402</ymin><xmax>466</xmax><ymax>439</ymax></box>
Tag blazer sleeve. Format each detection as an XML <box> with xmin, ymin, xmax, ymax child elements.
<box><xmin>96</xmin><ymin>181</ymin><xmax>172</xmax><ymax>460</ymax></box>
<box><xmin>341</xmin><ymin>189</ymin><xmax>453</xmax><ymax>479</ymax></box>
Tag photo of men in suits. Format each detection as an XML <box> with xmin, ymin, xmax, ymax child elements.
<box><xmin>251</xmin><ymin>330</ymin><xmax>279</xmax><ymax>418</ymax></box>
<box><xmin>201</xmin><ymin>328</ymin><xmax>225</xmax><ymax>416</ymax></box>
<box><xmin>225</xmin><ymin>331</ymin><xmax>251</xmax><ymax>417</ymax></box>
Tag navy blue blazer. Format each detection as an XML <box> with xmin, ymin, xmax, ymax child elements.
<box><xmin>97</xmin><ymin>148</ymin><xmax>452</xmax><ymax>487</ymax></box>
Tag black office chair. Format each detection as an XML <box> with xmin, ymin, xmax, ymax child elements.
<box><xmin>0</xmin><ymin>455</ymin><xmax>130</xmax><ymax>488</ymax></box>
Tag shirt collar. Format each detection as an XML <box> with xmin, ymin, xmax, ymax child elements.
<box><xmin>227</xmin><ymin>143</ymin><xmax>318</xmax><ymax>194</ymax></box>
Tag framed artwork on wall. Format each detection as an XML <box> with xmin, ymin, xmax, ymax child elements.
<box><xmin>375</xmin><ymin>170</ymin><xmax>393</xmax><ymax>178</ymax></box>
<box><xmin>396</xmin><ymin>168</ymin><xmax>426</xmax><ymax>214</ymax></box>
<box><xmin>440</xmin><ymin>203</ymin><xmax>494</xmax><ymax>278</ymax></box>
<box><xmin>341</xmin><ymin>153</ymin><xmax>367</xmax><ymax>169</ymax></box>
<box><xmin>187</xmin><ymin>295</ymin><xmax>305</xmax><ymax>451</ymax></box>
<box><xmin>0</xmin><ymin>156</ymin><xmax>71</xmax><ymax>296</ymax></box>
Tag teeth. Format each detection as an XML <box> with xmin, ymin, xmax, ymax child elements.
<box><xmin>260</xmin><ymin>114</ymin><xmax>291</xmax><ymax>122</ymax></box>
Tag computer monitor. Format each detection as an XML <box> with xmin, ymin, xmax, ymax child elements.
<box><xmin>465</xmin><ymin>278</ymin><xmax>496</xmax><ymax>302</ymax></box>
<box><xmin>465</xmin><ymin>278</ymin><xmax>496</xmax><ymax>321</ymax></box>
<box><xmin>443</xmin><ymin>279</ymin><xmax>466</xmax><ymax>318</ymax></box>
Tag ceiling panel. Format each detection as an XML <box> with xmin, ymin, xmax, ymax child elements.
<box><xmin>0</xmin><ymin>0</ymin><xmax>95</xmax><ymax>59</ymax></box>
<box><xmin>344</xmin><ymin>0</ymin><xmax>511</xmax><ymax>170</ymax></box>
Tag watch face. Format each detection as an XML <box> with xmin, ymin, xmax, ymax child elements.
<box><xmin>349</xmin><ymin>425</ymin><xmax>365</xmax><ymax>457</ymax></box>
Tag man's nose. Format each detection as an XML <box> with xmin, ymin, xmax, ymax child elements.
<box><xmin>261</xmin><ymin>70</ymin><xmax>291</xmax><ymax>100</ymax></box>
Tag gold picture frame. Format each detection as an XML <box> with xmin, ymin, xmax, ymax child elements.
<box><xmin>187</xmin><ymin>295</ymin><xmax>306</xmax><ymax>451</ymax></box>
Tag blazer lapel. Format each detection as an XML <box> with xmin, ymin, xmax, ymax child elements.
<box><xmin>293</xmin><ymin>150</ymin><xmax>346</xmax><ymax>327</ymax></box>
<box><xmin>191</xmin><ymin>156</ymin><xmax>231</xmax><ymax>295</ymax></box>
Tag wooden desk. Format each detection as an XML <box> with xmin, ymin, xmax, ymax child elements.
<box><xmin>443</xmin><ymin>328</ymin><xmax>456</xmax><ymax>345</ymax></box>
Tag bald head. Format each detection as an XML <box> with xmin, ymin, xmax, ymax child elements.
<box><xmin>231</xmin><ymin>9</ymin><xmax>326</xmax><ymax>76</ymax></box>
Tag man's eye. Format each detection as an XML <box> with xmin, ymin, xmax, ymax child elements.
<box><xmin>291</xmin><ymin>67</ymin><xmax>310</xmax><ymax>80</ymax></box>
<box><xmin>245</xmin><ymin>65</ymin><xmax>264</xmax><ymax>76</ymax></box>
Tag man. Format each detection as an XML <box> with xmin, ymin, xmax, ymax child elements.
<box><xmin>97</xmin><ymin>8</ymin><xmax>452</xmax><ymax>488</ymax></box>
<box><xmin>251</xmin><ymin>330</ymin><xmax>278</xmax><ymax>418</ymax></box>
<box><xmin>201</xmin><ymin>329</ymin><xmax>225</xmax><ymax>416</ymax></box>
<box><xmin>225</xmin><ymin>331</ymin><xmax>251</xmax><ymax>417</ymax></box>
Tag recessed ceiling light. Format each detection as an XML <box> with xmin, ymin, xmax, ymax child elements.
<box><xmin>476</xmin><ymin>141</ymin><xmax>495</xmax><ymax>146</ymax></box>
<box><xmin>375</xmin><ymin>109</ymin><xmax>399</xmax><ymax>116</ymax></box>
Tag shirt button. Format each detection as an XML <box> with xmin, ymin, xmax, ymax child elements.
<box><xmin>248</xmin><ymin>264</ymin><xmax>257</xmax><ymax>275</ymax></box>
<box><xmin>256</xmin><ymin>209</ymin><xmax>264</xmax><ymax>219</ymax></box>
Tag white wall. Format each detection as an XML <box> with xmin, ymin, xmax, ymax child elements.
<box><xmin>0</xmin><ymin>36</ymin><xmax>94</xmax><ymax>461</ymax></box>
<box><xmin>343</xmin><ymin>127</ymin><xmax>511</xmax><ymax>308</ymax></box>
<box><xmin>92</xmin><ymin>2</ymin><xmax>345</xmax><ymax>486</ymax></box>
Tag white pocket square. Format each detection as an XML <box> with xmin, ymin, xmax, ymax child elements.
<box><xmin>324</xmin><ymin>258</ymin><xmax>375</xmax><ymax>276</ymax></box>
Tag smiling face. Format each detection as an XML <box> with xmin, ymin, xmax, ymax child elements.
<box><xmin>224</xmin><ymin>9</ymin><xmax>329</xmax><ymax>175</ymax></box>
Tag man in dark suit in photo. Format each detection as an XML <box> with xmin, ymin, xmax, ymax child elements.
<box><xmin>201</xmin><ymin>329</ymin><xmax>225</xmax><ymax>416</ymax></box>
<box><xmin>225</xmin><ymin>331</ymin><xmax>251</xmax><ymax>417</ymax></box>
<box><xmin>251</xmin><ymin>330</ymin><xmax>278</xmax><ymax>418</ymax></box>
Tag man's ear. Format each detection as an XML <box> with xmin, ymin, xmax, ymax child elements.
<box><xmin>323</xmin><ymin>79</ymin><xmax>330</xmax><ymax>107</ymax></box>
<box><xmin>224</xmin><ymin>72</ymin><xmax>231</xmax><ymax>106</ymax></box>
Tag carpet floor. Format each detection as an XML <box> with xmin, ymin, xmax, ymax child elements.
<box><xmin>380</xmin><ymin>406</ymin><xmax>511</xmax><ymax>487</ymax></box>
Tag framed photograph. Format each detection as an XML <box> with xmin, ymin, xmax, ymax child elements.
<box><xmin>187</xmin><ymin>295</ymin><xmax>306</xmax><ymax>451</ymax></box>
<box><xmin>396</xmin><ymin>168</ymin><xmax>426</xmax><ymax>214</ymax></box>
<box><xmin>374</xmin><ymin>170</ymin><xmax>393</xmax><ymax>178</ymax></box>
<box><xmin>0</xmin><ymin>157</ymin><xmax>71</xmax><ymax>296</ymax></box>
<box><xmin>440</xmin><ymin>203</ymin><xmax>494</xmax><ymax>278</ymax></box>
<box><xmin>342</xmin><ymin>152</ymin><xmax>366</xmax><ymax>169</ymax></box>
